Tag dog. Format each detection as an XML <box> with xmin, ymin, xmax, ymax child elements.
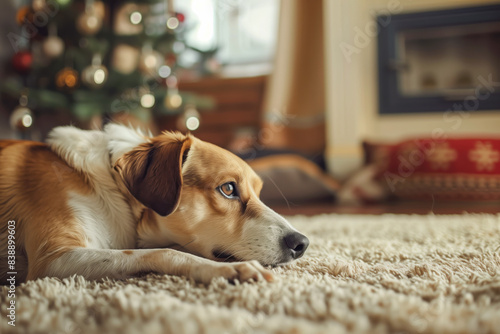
<box><xmin>0</xmin><ymin>124</ymin><xmax>309</xmax><ymax>284</ymax></box>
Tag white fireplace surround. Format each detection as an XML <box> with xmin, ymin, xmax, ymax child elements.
<box><xmin>323</xmin><ymin>0</ymin><xmax>500</xmax><ymax>179</ymax></box>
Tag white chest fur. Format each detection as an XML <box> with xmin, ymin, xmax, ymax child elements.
<box><xmin>47</xmin><ymin>125</ymin><xmax>150</xmax><ymax>249</ymax></box>
<box><xmin>68</xmin><ymin>191</ymin><xmax>136</xmax><ymax>249</ymax></box>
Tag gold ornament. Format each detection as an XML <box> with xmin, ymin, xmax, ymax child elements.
<box><xmin>111</xmin><ymin>44</ymin><xmax>140</xmax><ymax>74</ymax></box>
<box><xmin>42</xmin><ymin>36</ymin><xmax>64</xmax><ymax>58</ymax></box>
<box><xmin>56</xmin><ymin>67</ymin><xmax>79</xmax><ymax>90</ymax></box>
<box><xmin>43</xmin><ymin>25</ymin><xmax>64</xmax><ymax>59</ymax></box>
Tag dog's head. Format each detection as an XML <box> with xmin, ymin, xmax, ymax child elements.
<box><xmin>115</xmin><ymin>131</ymin><xmax>309</xmax><ymax>265</ymax></box>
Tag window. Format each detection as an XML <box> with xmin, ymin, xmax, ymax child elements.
<box><xmin>176</xmin><ymin>0</ymin><xmax>280</xmax><ymax>65</ymax></box>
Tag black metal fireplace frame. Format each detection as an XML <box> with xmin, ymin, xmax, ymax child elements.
<box><xmin>377</xmin><ymin>5</ymin><xmax>500</xmax><ymax>114</ymax></box>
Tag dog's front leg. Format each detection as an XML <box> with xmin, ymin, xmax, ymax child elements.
<box><xmin>41</xmin><ymin>248</ymin><xmax>274</xmax><ymax>284</ymax></box>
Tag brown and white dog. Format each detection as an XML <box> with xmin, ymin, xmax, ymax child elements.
<box><xmin>0</xmin><ymin>124</ymin><xmax>309</xmax><ymax>284</ymax></box>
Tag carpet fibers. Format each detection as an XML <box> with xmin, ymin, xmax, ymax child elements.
<box><xmin>1</xmin><ymin>213</ymin><xmax>500</xmax><ymax>334</ymax></box>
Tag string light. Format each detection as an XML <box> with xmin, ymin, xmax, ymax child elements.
<box><xmin>144</xmin><ymin>54</ymin><xmax>158</xmax><ymax>68</ymax></box>
<box><xmin>167</xmin><ymin>93</ymin><xmax>182</xmax><ymax>108</ymax></box>
<box><xmin>166</xmin><ymin>17</ymin><xmax>179</xmax><ymax>30</ymax></box>
<box><xmin>186</xmin><ymin>115</ymin><xmax>199</xmax><ymax>131</ymax></box>
<box><xmin>22</xmin><ymin>114</ymin><xmax>33</xmax><ymax>128</ymax></box>
<box><xmin>140</xmin><ymin>93</ymin><xmax>155</xmax><ymax>108</ymax></box>
<box><xmin>82</xmin><ymin>55</ymin><xmax>108</xmax><ymax>88</ymax></box>
<box><xmin>93</xmin><ymin>69</ymin><xmax>106</xmax><ymax>84</ymax></box>
<box><xmin>130</xmin><ymin>11</ymin><xmax>142</xmax><ymax>25</ymax></box>
<box><xmin>182</xmin><ymin>106</ymin><xmax>201</xmax><ymax>131</ymax></box>
<box><xmin>158</xmin><ymin>65</ymin><xmax>171</xmax><ymax>78</ymax></box>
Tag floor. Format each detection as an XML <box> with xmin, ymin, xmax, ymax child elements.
<box><xmin>271</xmin><ymin>200</ymin><xmax>500</xmax><ymax>216</ymax></box>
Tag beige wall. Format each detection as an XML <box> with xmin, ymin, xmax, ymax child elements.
<box><xmin>324</xmin><ymin>0</ymin><xmax>500</xmax><ymax>179</ymax></box>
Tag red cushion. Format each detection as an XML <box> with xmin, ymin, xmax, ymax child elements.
<box><xmin>365</xmin><ymin>138</ymin><xmax>500</xmax><ymax>200</ymax></box>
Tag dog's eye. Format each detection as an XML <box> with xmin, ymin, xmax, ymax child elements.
<box><xmin>218</xmin><ymin>182</ymin><xmax>239</xmax><ymax>199</ymax></box>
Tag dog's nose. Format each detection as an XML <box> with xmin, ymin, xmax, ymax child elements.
<box><xmin>283</xmin><ymin>232</ymin><xmax>309</xmax><ymax>259</ymax></box>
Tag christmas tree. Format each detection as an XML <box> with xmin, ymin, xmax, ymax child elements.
<box><xmin>2</xmin><ymin>0</ymin><xmax>214</xmax><ymax>139</ymax></box>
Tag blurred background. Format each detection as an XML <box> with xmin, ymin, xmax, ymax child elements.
<box><xmin>1</xmin><ymin>0</ymin><xmax>500</xmax><ymax>214</ymax></box>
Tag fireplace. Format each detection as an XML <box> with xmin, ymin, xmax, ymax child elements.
<box><xmin>377</xmin><ymin>5</ymin><xmax>500</xmax><ymax>114</ymax></box>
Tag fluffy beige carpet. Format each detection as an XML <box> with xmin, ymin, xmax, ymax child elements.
<box><xmin>2</xmin><ymin>213</ymin><xmax>500</xmax><ymax>334</ymax></box>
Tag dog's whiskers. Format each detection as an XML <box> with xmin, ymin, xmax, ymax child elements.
<box><xmin>212</xmin><ymin>243</ymin><xmax>247</xmax><ymax>262</ymax></box>
<box><xmin>220</xmin><ymin>248</ymin><xmax>256</xmax><ymax>263</ymax></box>
<box><xmin>265</xmin><ymin>175</ymin><xmax>291</xmax><ymax>210</ymax></box>
<box><xmin>180</xmin><ymin>238</ymin><xmax>197</xmax><ymax>248</ymax></box>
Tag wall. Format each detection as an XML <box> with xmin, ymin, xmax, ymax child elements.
<box><xmin>324</xmin><ymin>0</ymin><xmax>500</xmax><ymax>179</ymax></box>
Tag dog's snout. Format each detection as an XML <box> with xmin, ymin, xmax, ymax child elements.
<box><xmin>283</xmin><ymin>232</ymin><xmax>309</xmax><ymax>259</ymax></box>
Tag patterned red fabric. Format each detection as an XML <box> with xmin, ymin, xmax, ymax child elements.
<box><xmin>364</xmin><ymin>138</ymin><xmax>500</xmax><ymax>200</ymax></box>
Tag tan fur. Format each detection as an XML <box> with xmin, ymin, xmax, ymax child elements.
<box><xmin>115</xmin><ymin>132</ymin><xmax>192</xmax><ymax>217</ymax></box>
<box><xmin>0</xmin><ymin>141</ymin><xmax>88</xmax><ymax>282</ymax></box>
<box><xmin>137</xmin><ymin>137</ymin><xmax>269</xmax><ymax>261</ymax></box>
<box><xmin>0</xmin><ymin>125</ymin><xmax>307</xmax><ymax>285</ymax></box>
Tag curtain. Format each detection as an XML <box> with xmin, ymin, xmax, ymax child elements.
<box><xmin>261</xmin><ymin>0</ymin><xmax>325</xmax><ymax>155</ymax></box>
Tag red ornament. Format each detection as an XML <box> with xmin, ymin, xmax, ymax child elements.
<box><xmin>12</xmin><ymin>51</ymin><xmax>33</xmax><ymax>73</ymax></box>
<box><xmin>175</xmin><ymin>12</ymin><xmax>185</xmax><ymax>23</ymax></box>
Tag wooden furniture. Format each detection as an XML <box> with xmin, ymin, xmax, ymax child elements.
<box><xmin>159</xmin><ymin>75</ymin><xmax>267</xmax><ymax>149</ymax></box>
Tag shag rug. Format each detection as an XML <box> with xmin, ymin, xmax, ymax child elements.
<box><xmin>2</xmin><ymin>213</ymin><xmax>500</xmax><ymax>334</ymax></box>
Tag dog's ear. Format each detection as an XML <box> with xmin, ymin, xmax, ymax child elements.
<box><xmin>114</xmin><ymin>134</ymin><xmax>192</xmax><ymax>216</ymax></box>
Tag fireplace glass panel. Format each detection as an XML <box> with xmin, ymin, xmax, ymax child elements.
<box><xmin>397</xmin><ymin>22</ymin><xmax>500</xmax><ymax>97</ymax></box>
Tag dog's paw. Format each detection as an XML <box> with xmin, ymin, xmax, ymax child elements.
<box><xmin>197</xmin><ymin>261</ymin><xmax>274</xmax><ymax>284</ymax></box>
